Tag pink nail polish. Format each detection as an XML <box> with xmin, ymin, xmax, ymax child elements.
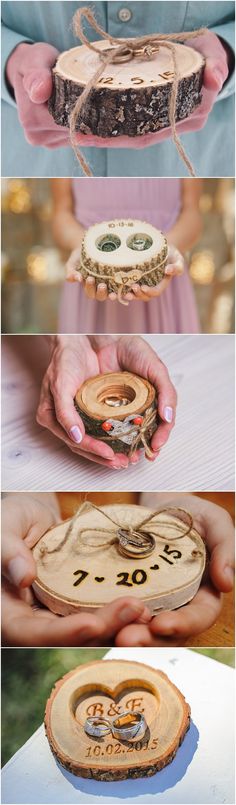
<box><xmin>69</xmin><ymin>425</ymin><xmax>83</xmax><ymax>443</ymax></box>
<box><xmin>164</xmin><ymin>406</ymin><xmax>173</xmax><ymax>423</ymax></box>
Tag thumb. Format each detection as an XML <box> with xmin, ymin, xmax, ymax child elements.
<box><xmin>203</xmin><ymin>59</ymin><xmax>225</xmax><ymax>92</ymax></box>
<box><xmin>2</xmin><ymin>531</ymin><xmax>36</xmax><ymax>589</ymax></box>
<box><xmin>53</xmin><ymin>392</ymin><xmax>86</xmax><ymax>445</ymax></box>
<box><xmin>23</xmin><ymin>67</ymin><xmax>53</xmax><ymax>103</ymax></box>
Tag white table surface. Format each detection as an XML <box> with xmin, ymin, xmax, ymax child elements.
<box><xmin>2</xmin><ymin>334</ymin><xmax>234</xmax><ymax>491</ymax></box>
<box><xmin>1</xmin><ymin>648</ymin><xmax>234</xmax><ymax>805</ymax></box>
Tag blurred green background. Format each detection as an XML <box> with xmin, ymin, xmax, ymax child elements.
<box><xmin>1</xmin><ymin>648</ymin><xmax>234</xmax><ymax>767</ymax></box>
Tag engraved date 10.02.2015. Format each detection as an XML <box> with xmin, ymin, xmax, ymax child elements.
<box><xmin>85</xmin><ymin>737</ymin><xmax>159</xmax><ymax>757</ymax></box>
<box><xmin>73</xmin><ymin>544</ymin><xmax>182</xmax><ymax>587</ymax></box>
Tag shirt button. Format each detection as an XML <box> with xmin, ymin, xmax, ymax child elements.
<box><xmin>118</xmin><ymin>8</ymin><xmax>132</xmax><ymax>22</ymax></box>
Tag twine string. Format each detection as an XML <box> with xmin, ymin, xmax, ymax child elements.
<box><xmin>39</xmin><ymin>501</ymin><xmax>200</xmax><ymax>558</ymax></box>
<box><xmin>97</xmin><ymin>406</ymin><xmax>157</xmax><ymax>458</ymax></box>
<box><xmin>68</xmin><ymin>6</ymin><xmax>207</xmax><ymax>176</ymax></box>
<box><xmin>79</xmin><ymin>252</ymin><xmax>167</xmax><ymax>306</ymax></box>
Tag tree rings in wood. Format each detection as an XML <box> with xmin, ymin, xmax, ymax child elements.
<box><xmin>48</xmin><ymin>39</ymin><xmax>204</xmax><ymax>137</ymax></box>
<box><xmin>79</xmin><ymin>219</ymin><xmax>168</xmax><ymax>295</ymax></box>
<box><xmin>44</xmin><ymin>658</ymin><xmax>191</xmax><ymax>780</ymax></box>
<box><xmin>74</xmin><ymin>372</ymin><xmax>158</xmax><ymax>455</ymax></box>
<box><xmin>32</xmin><ymin>503</ymin><xmax>206</xmax><ymax>616</ymax></box>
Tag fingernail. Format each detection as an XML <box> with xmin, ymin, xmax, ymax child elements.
<box><xmin>224</xmin><ymin>566</ymin><xmax>234</xmax><ymax>585</ymax></box>
<box><xmin>132</xmin><ymin>285</ymin><xmax>139</xmax><ymax>292</ymax></box>
<box><xmin>138</xmin><ymin>607</ymin><xmax>152</xmax><ymax>624</ymax></box>
<box><xmin>29</xmin><ymin>79</ymin><xmax>45</xmax><ymax>98</ymax></box>
<box><xmin>119</xmin><ymin>604</ymin><xmax>143</xmax><ymax>623</ymax></box>
<box><xmin>165</xmin><ymin>265</ymin><xmax>174</xmax><ymax>275</ymax></box>
<box><xmin>69</xmin><ymin>425</ymin><xmax>83</xmax><ymax>444</ymax></box>
<box><xmin>98</xmin><ymin>284</ymin><xmax>106</xmax><ymax>291</ymax></box>
<box><xmin>87</xmin><ymin>277</ymin><xmax>94</xmax><ymax>285</ymax></box>
<box><xmin>8</xmin><ymin>556</ymin><xmax>29</xmax><ymax>586</ymax></box>
<box><xmin>130</xmin><ymin>454</ymin><xmax>139</xmax><ymax>464</ymax></box>
<box><xmin>76</xmin><ymin>272</ymin><xmax>83</xmax><ymax>282</ymax></box>
<box><xmin>164</xmin><ymin>406</ymin><xmax>173</xmax><ymax>423</ymax></box>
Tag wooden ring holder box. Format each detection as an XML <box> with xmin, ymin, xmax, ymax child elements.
<box><xmin>74</xmin><ymin>371</ymin><xmax>158</xmax><ymax>455</ymax></box>
<box><xmin>79</xmin><ymin>220</ymin><xmax>168</xmax><ymax>294</ymax></box>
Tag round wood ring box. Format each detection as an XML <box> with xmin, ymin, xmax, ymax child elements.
<box><xmin>32</xmin><ymin>504</ymin><xmax>206</xmax><ymax>616</ymax></box>
<box><xmin>44</xmin><ymin>659</ymin><xmax>191</xmax><ymax>780</ymax></box>
<box><xmin>79</xmin><ymin>219</ymin><xmax>168</xmax><ymax>297</ymax></box>
<box><xmin>74</xmin><ymin>371</ymin><xmax>158</xmax><ymax>455</ymax></box>
<box><xmin>48</xmin><ymin>40</ymin><xmax>204</xmax><ymax>137</ymax></box>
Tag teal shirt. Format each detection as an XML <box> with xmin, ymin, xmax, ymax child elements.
<box><xmin>1</xmin><ymin>1</ymin><xmax>235</xmax><ymax>177</ymax></box>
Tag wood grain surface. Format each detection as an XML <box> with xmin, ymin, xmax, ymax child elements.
<box><xmin>1</xmin><ymin>335</ymin><xmax>234</xmax><ymax>492</ymax></box>
<box><xmin>44</xmin><ymin>658</ymin><xmax>190</xmax><ymax>780</ymax></box>
<box><xmin>56</xmin><ymin>492</ymin><xmax>234</xmax><ymax>648</ymax></box>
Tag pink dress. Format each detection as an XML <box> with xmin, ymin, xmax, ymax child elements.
<box><xmin>58</xmin><ymin>178</ymin><xmax>200</xmax><ymax>334</ymax></box>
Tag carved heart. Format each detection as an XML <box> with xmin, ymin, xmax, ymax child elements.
<box><xmin>95</xmin><ymin>576</ymin><xmax>105</xmax><ymax>583</ymax></box>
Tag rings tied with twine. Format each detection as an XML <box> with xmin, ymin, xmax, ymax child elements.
<box><xmin>33</xmin><ymin>502</ymin><xmax>206</xmax><ymax>615</ymax></box>
<box><xmin>48</xmin><ymin>6</ymin><xmax>207</xmax><ymax>177</ymax></box>
<box><xmin>38</xmin><ymin>501</ymin><xmax>196</xmax><ymax>559</ymax></box>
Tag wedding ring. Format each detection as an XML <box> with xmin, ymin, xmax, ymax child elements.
<box><xmin>118</xmin><ymin>528</ymin><xmax>155</xmax><ymax>558</ymax></box>
<box><xmin>84</xmin><ymin>716</ymin><xmax>111</xmax><ymax>738</ymax></box>
<box><xmin>111</xmin><ymin>711</ymin><xmax>147</xmax><ymax>742</ymax></box>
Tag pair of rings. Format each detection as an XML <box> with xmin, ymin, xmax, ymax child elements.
<box><xmin>84</xmin><ymin>711</ymin><xmax>147</xmax><ymax>743</ymax></box>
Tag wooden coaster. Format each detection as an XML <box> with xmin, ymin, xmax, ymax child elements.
<box><xmin>74</xmin><ymin>371</ymin><xmax>158</xmax><ymax>456</ymax></box>
<box><xmin>44</xmin><ymin>659</ymin><xmax>191</xmax><ymax>780</ymax></box>
<box><xmin>48</xmin><ymin>39</ymin><xmax>204</xmax><ymax>137</ymax></box>
<box><xmin>32</xmin><ymin>504</ymin><xmax>206</xmax><ymax>616</ymax></box>
<box><xmin>79</xmin><ymin>219</ymin><xmax>168</xmax><ymax>296</ymax></box>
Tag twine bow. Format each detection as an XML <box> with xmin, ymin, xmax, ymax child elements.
<box><xmin>39</xmin><ymin>501</ymin><xmax>199</xmax><ymax>558</ymax></box>
<box><xmin>100</xmin><ymin>406</ymin><xmax>157</xmax><ymax>458</ymax></box>
<box><xmin>68</xmin><ymin>7</ymin><xmax>207</xmax><ymax>176</ymax></box>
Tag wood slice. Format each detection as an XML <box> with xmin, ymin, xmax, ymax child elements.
<box><xmin>48</xmin><ymin>39</ymin><xmax>204</xmax><ymax>137</ymax></box>
<box><xmin>45</xmin><ymin>659</ymin><xmax>190</xmax><ymax>780</ymax></box>
<box><xmin>32</xmin><ymin>504</ymin><xmax>206</xmax><ymax>616</ymax></box>
<box><xmin>74</xmin><ymin>371</ymin><xmax>158</xmax><ymax>455</ymax></box>
<box><xmin>79</xmin><ymin>219</ymin><xmax>168</xmax><ymax>295</ymax></box>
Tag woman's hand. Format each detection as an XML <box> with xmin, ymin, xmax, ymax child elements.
<box><xmin>36</xmin><ymin>335</ymin><xmax>177</xmax><ymax>467</ymax></box>
<box><xmin>1</xmin><ymin>494</ymin><xmax>151</xmax><ymax>646</ymax></box>
<box><xmin>6</xmin><ymin>42</ymin><xmax>70</xmax><ymax>149</ymax></box>
<box><xmin>66</xmin><ymin>244</ymin><xmax>184</xmax><ymax>303</ymax></box>
<box><xmin>115</xmin><ymin>493</ymin><xmax>235</xmax><ymax>647</ymax></box>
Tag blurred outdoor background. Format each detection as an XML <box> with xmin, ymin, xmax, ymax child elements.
<box><xmin>1</xmin><ymin>178</ymin><xmax>235</xmax><ymax>334</ymax></box>
<box><xmin>1</xmin><ymin>647</ymin><xmax>235</xmax><ymax>766</ymax></box>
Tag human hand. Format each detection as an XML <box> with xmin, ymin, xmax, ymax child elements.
<box><xmin>6</xmin><ymin>42</ymin><xmax>70</xmax><ymax>148</ymax></box>
<box><xmin>36</xmin><ymin>336</ymin><xmax>132</xmax><ymax>469</ymax></box>
<box><xmin>94</xmin><ymin>335</ymin><xmax>177</xmax><ymax>459</ymax></box>
<box><xmin>66</xmin><ymin>245</ymin><xmax>116</xmax><ymax>303</ymax></box>
<box><xmin>73</xmin><ymin>30</ymin><xmax>228</xmax><ymax>152</ymax></box>
<box><xmin>115</xmin><ymin>493</ymin><xmax>235</xmax><ymax>647</ymax></box>
<box><xmin>1</xmin><ymin>493</ymin><xmax>152</xmax><ymax>646</ymax></box>
<box><xmin>66</xmin><ymin>244</ymin><xmax>184</xmax><ymax>303</ymax></box>
<box><xmin>36</xmin><ymin>335</ymin><xmax>176</xmax><ymax>467</ymax></box>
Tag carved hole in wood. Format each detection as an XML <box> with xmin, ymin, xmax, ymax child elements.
<box><xmin>97</xmin><ymin>383</ymin><xmax>136</xmax><ymax>406</ymax></box>
<box><xmin>96</xmin><ymin>234</ymin><xmax>121</xmax><ymax>252</ymax></box>
<box><xmin>127</xmin><ymin>233</ymin><xmax>153</xmax><ymax>251</ymax></box>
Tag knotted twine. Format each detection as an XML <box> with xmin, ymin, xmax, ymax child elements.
<box><xmin>79</xmin><ymin>252</ymin><xmax>167</xmax><ymax>306</ymax></box>
<box><xmin>69</xmin><ymin>7</ymin><xmax>207</xmax><ymax>177</ymax></box>
<box><xmin>98</xmin><ymin>405</ymin><xmax>157</xmax><ymax>458</ymax></box>
<box><xmin>39</xmin><ymin>501</ymin><xmax>204</xmax><ymax>559</ymax></box>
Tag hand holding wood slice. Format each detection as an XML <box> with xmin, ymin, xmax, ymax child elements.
<box><xmin>32</xmin><ymin>503</ymin><xmax>206</xmax><ymax>616</ymax></box>
<box><xmin>48</xmin><ymin>40</ymin><xmax>204</xmax><ymax>138</ymax></box>
<box><xmin>79</xmin><ymin>219</ymin><xmax>168</xmax><ymax>298</ymax></box>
